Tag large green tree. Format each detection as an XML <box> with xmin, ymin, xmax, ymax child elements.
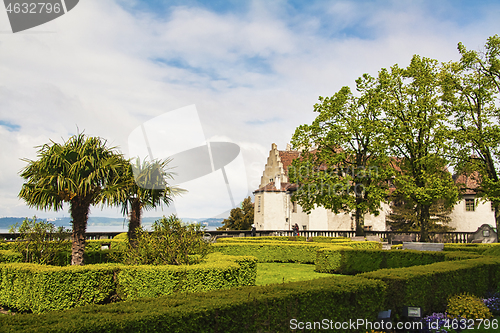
<box><xmin>18</xmin><ymin>134</ymin><xmax>128</xmax><ymax>265</ymax></box>
<box><xmin>118</xmin><ymin>158</ymin><xmax>185</xmax><ymax>247</ymax></box>
<box><xmin>290</xmin><ymin>74</ymin><xmax>392</xmax><ymax>235</ymax></box>
<box><xmin>387</xmin><ymin>194</ymin><xmax>454</xmax><ymax>233</ymax></box>
<box><xmin>218</xmin><ymin>196</ymin><xmax>254</xmax><ymax>230</ymax></box>
<box><xmin>379</xmin><ymin>55</ymin><xmax>459</xmax><ymax>242</ymax></box>
<box><xmin>441</xmin><ymin>35</ymin><xmax>500</xmax><ymax>240</ymax></box>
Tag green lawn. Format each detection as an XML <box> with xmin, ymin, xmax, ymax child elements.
<box><xmin>255</xmin><ymin>262</ymin><xmax>337</xmax><ymax>286</ymax></box>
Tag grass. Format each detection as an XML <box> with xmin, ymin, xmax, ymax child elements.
<box><xmin>255</xmin><ymin>262</ymin><xmax>337</xmax><ymax>286</ymax></box>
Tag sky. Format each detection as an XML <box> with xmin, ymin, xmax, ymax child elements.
<box><xmin>0</xmin><ymin>0</ymin><xmax>499</xmax><ymax>221</ymax></box>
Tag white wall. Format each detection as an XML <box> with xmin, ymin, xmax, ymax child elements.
<box><xmin>448</xmin><ymin>197</ymin><xmax>496</xmax><ymax>232</ymax></box>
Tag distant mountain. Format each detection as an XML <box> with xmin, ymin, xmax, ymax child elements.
<box><xmin>0</xmin><ymin>216</ymin><xmax>224</xmax><ymax>231</ymax></box>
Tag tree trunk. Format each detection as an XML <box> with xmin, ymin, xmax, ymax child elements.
<box><xmin>418</xmin><ymin>204</ymin><xmax>431</xmax><ymax>242</ymax></box>
<box><xmin>355</xmin><ymin>203</ymin><xmax>365</xmax><ymax>236</ymax></box>
<box><xmin>495</xmin><ymin>204</ymin><xmax>500</xmax><ymax>243</ymax></box>
<box><xmin>128</xmin><ymin>198</ymin><xmax>142</xmax><ymax>247</ymax></box>
<box><xmin>70</xmin><ymin>196</ymin><xmax>90</xmax><ymax>265</ymax></box>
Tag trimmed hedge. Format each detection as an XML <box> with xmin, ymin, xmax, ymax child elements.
<box><xmin>307</xmin><ymin>236</ymin><xmax>351</xmax><ymax>243</ymax></box>
<box><xmin>213</xmin><ymin>242</ymin><xmax>321</xmax><ymax>263</ymax></box>
<box><xmin>0</xmin><ymin>253</ymin><xmax>257</xmax><ymax>313</ymax></box>
<box><xmin>117</xmin><ymin>253</ymin><xmax>257</xmax><ymax>300</ymax></box>
<box><xmin>316</xmin><ymin>248</ymin><xmax>450</xmax><ymax>274</ymax></box>
<box><xmin>358</xmin><ymin>257</ymin><xmax>500</xmax><ymax>315</ymax></box>
<box><xmin>443</xmin><ymin>243</ymin><xmax>500</xmax><ymax>254</ymax></box>
<box><xmin>0</xmin><ymin>275</ymin><xmax>386</xmax><ymax>333</ymax></box>
<box><xmin>212</xmin><ymin>241</ymin><xmax>381</xmax><ymax>264</ymax></box>
<box><xmin>216</xmin><ymin>236</ymin><xmax>307</xmax><ymax>242</ymax></box>
<box><xmin>0</xmin><ymin>239</ymin><xmax>127</xmax><ymax>252</ymax></box>
<box><xmin>316</xmin><ymin>248</ymin><xmax>484</xmax><ymax>274</ymax></box>
<box><xmin>483</xmin><ymin>245</ymin><xmax>500</xmax><ymax>256</ymax></box>
<box><xmin>0</xmin><ymin>250</ymin><xmax>23</xmax><ymax>263</ymax></box>
<box><xmin>53</xmin><ymin>250</ymin><xmax>122</xmax><ymax>266</ymax></box>
<box><xmin>0</xmin><ymin>263</ymin><xmax>118</xmax><ymax>313</ymax></box>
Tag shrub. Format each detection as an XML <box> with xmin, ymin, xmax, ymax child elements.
<box><xmin>482</xmin><ymin>292</ymin><xmax>500</xmax><ymax>315</ymax></box>
<box><xmin>0</xmin><ymin>263</ymin><xmax>119</xmax><ymax>313</ymax></box>
<box><xmin>420</xmin><ymin>312</ymin><xmax>458</xmax><ymax>333</ymax></box>
<box><xmin>307</xmin><ymin>236</ymin><xmax>350</xmax><ymax>243</ymax></box>
<box><xmin>118</xmin><ymin>215</ymin><xmax>210</xmax><ymax>265</ymax></box>
<box><xmin>447</xmin><ymin>293</ymin><xmax>492</xmax><ymax>320</ymax></box>
<box><xmin>213</xmin><ymin>242</ymin><xmax>321</xmax><ymax>263</ymax></box>
<box><xmin>112</xmin><ymin>233</ymin><xmax>128</xmax><ymax>240</ymax></box>
<box><xmin>359</xmin><ymin>257</ymin><xmax>500</xmax><ymax>315</ymax></box>
<box><xmin>8</xmin><ymin>217</ymin><xmax>70</xmax><ymax>265</ymax></box>
<box><xmin>0</xmin><ymin>250</ymin><xmax>23</xmax><ymax>263</ymax></box>
<box><xmin>214</xmin><ymin>241</ymin><xmax>381</xmax><ymax>264</ymax></box>
<box><xmin>443</xmin><ymin>243</ymin><xmax>500</xmax><ymax>255</ymax></box>
<box><xmin>0</xmin><ymin>275</ymin><xmax>386</xmax><ymax>333</ymax></box>
<box><xmin>216</xmin><ymin>236</ymin><xmax>307</xmax><ymax>242</ymax></box>
<box><xmin>116</xmin><ymin>253</ymin><xmax>257</xmax><ymax>300</ymax></box>
<box><xmin>316</xmin><ymin>248</ymin><xmax>451</xmax><ymax>274</ymax></box>
<box><xmin>482</xmin><ymin>245</ymin><xmax>500</xmax><ymax>257</ymax></box>
<box><xmin>0</xmin><ymin>254</ymin><xmax>256</xmax><ymax>313</ymax></box>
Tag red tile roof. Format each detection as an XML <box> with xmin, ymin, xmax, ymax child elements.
<box><xmin>278</xmin><ymin>151</ymin><xmax>300</xmax><ymax>176</ymax></box>
<box><xmin>454</xmin><ymin>171</ymin><xmax>481</xmax><ymax>195</ymax></box>
<box><xmin>253</xmin><ymin>182</ymin><xmax>298</xmax><ymax>194</ymax></box>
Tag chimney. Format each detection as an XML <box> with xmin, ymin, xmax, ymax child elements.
<box><xmin>275</xmin><ymin>175</ymin><xmax>281</xmax><ymax>190</ymax></box>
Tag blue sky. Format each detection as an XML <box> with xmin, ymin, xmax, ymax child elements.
<box><xmin>0</xmin><ymin>0</ymin><xmax>499</xmax><ymax>221</ymax></box>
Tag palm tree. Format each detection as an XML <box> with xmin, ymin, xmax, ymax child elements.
<box><xmin>120</xmin><ymin>158</ymin><xmax>185</xmax><ymax>247</ymax></box>
<box><xmin>18</xmin><ymin>134</ymin><xmax>128</xmax><ymax>265</ymax></box>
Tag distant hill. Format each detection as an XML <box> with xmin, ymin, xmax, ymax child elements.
<box><xmin>0</xmin><ymin>216</ymin><xmax>224</xmax><ymax>231</ymax></box>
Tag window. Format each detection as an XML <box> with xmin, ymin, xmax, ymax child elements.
<box><xmin>292</xmin><ymin>201</ymin><xmax>297</xmax><ymax>213</ymax></box>
<box><xmin>257</xmin><ymin>196</ymin><xmax>261</xmax><ymax>213</ymax></box>
<box><xmin>465</xmin><ymin>199</ymin><xmax>475</xmax><ymax>211</ymax></box>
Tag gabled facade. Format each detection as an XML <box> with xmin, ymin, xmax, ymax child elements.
<box><xmin>253</xmin><ymin>143</ymin><xmax>495</xmax><ymax>233</ymax></box>
<box><xmin>253</xmin><ymin>143</ymin><xmax>389</xmax><ymax>231</ymax></box>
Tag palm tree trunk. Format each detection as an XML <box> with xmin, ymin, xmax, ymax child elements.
<box><xmin>128</xmin><ymin>198</ymin><xmax>142</xmax><ymax>247</ymax></box>
<box><xmin>70</xmin><ymin>196</ymin><xmax>90</xmax><ymax>265</ymax></box>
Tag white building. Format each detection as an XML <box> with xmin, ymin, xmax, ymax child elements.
<box><xmin>253</xmin><ymin>143</ymin><xmax>495</xmax><ymax>233</ymax></box>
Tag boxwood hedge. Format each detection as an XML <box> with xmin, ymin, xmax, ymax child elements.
<box><xmin>358</xmin><ymin>256</ymin><xmax>500</xmax><ymax>315</ymax></box>
<box><xmin>315</xmin><ymin>248</ymin><xmax>482</xmax><ymax>274</ymax></box>
<box><xmin>0</xmin><ymin>253</ymin><xmax>257</xmax><ymax>313</ymax></box>
<box><xmin>212</xmin><ymin>241</ymin><xmax>381</xmax><ymax>263</ymax></box>
<box><xmin>0</xmin><ymin>274</ymin><xmax>386</xmax><ymax>333</ymax></box>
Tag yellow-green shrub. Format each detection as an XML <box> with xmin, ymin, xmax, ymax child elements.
<box><xmin>359</xmin><ymin>257</ymin><xmax>500</xmax><ymax>314</ymax></box>
<box><xmin>0</xmin><ymin>275</ymin><xmax>386</xmax><ymax>333</ymax></box>
<box><xmin>444</xmin><ymin>243</ymin><xmax>500</xmax><ymax>254</ymax></box>
<box><xmin>117</xmin><ymin>253</ymin><xmax>257</xmax><ymax>300</ymax></box>
<box><xmin>0</xmin><ymin>250</ymin><xmax>23</xmax><ymax>263</ymax></box>
<box><xmin>216</xmin><ymin>236</ymin><xmax>307</xmax><ymax>242</ymax></box>
<box><xmin>213</xmin><ymin>241</ymin><xmax>381</xmax><ymax>264</ymax></box>
<box><xmin>0</xmin><ymin>263</ymin><xmax>119</xmax><ymax>313</ymax></box>
<box><xmin>316</xmin><ymin>248</ymin><xmax>456</xmax><ymax>274</ymax></box>
<box><xmin>0</xmin><ymin>253</ymin><xmax>257</xmax><ymax>313</ymax></box>
<box><xmin>447</xmin><ymin>293</ymin><xmax>492</xmax><ymax>320</ymax></box>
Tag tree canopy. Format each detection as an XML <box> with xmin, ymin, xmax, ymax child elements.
<box><xmin>115</xmin><ymin>157</ymin><xmax>185</xmax><ymax>247</ymax></box>
<box><xmin>18</xmin><ymin>134</ymin><xmax>128</xmax><ymax>265</ymax></box>
<box><xmin>379</xmin><ymin>55</ymin><xmax>459</xmax><ymax>241</ymax></box>
<box><xmin>290</xmin><ymin>74</ymin><xmax>392</xmax><ymax>235</ymax></box>
<box><xmin>218</xmin><ymin>196</ymin><xmax>254</xmax><ymax>230</ymax></box>
<box><xmin>441</xmin><ymin>34</ymin><xmax>500</xmax><ymax>241</ymax></box>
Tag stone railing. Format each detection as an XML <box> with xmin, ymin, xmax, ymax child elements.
<box><xmin>0</xmin><ymin>230</ymin><xmax>477</xmax><ymax>243</ymax></box>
